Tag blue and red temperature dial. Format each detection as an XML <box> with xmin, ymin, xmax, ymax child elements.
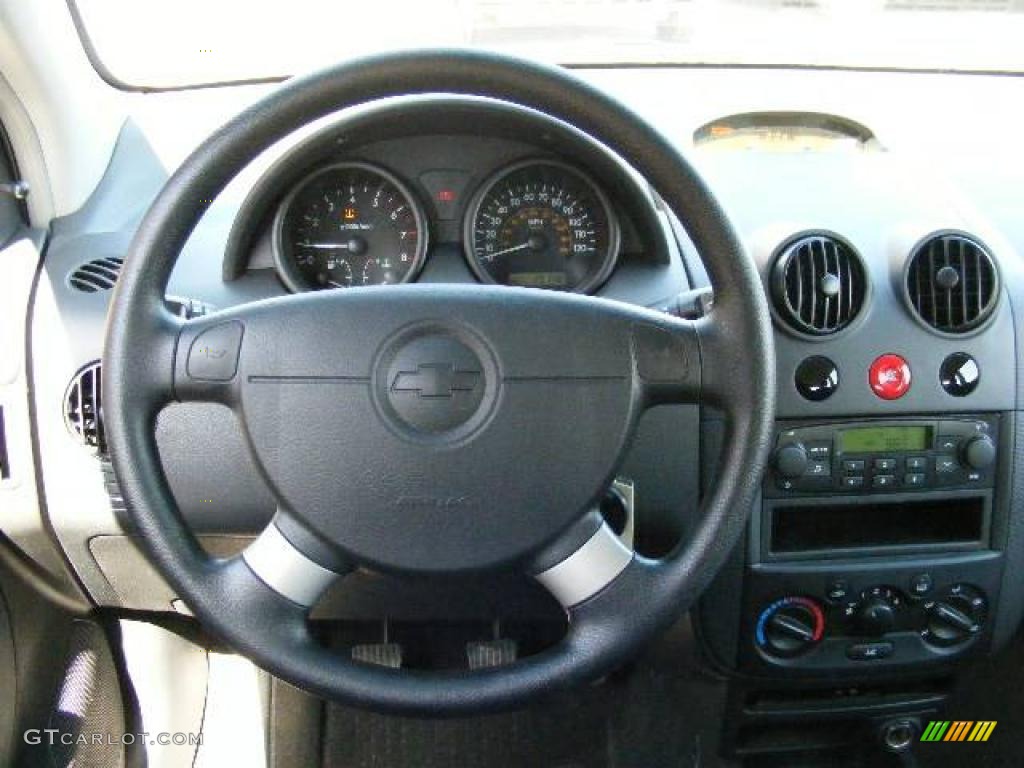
<box><xmin>756</xmin><ymin>596</ymin><xmax>825</xmax><ymax>657</ymax></box>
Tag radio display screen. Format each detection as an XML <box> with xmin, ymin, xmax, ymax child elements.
<box><xmin>839</xmin><ymin>426</ymin><xmax>932</xmax><ymax>454</ymax></box>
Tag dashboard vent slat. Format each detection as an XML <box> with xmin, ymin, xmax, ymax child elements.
<box><xmin>64</xmin><ymin>362</ymin><xmax>105</xmax><ymax>452</ymax></box>
<box><xmin>905</xmin><ymin>233</ymin><xmax>998</xmax><ymax>334</ymax></box>
<box><xmin>772</xmin><ymin>234</ymin><xmax>867</xmax><ymax>336</ymax></box>
<box><xmin>68</xmin><ymin>257</ymin><xmax>124</xmax><ymax>293</ymax></box>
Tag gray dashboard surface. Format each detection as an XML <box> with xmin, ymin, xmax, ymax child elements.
<box><xmin>22</xmin><ymin>67</ymin><xmax>1024</xmax><ymax>616</ymax></box>
<box><xmin>29</xmin><ymin>106</ymin><xmax>701</xmax><ymax>611</ymax></box>
<box><xmin>697</xmin><ymin>149</ymin><xmax>1018</xmax><ymax>419</ymax></box>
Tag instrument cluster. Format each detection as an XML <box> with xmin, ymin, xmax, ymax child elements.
<box><xmin>273</xmin><ymin>158</ymin><xmax>619</xmax><ymax>294</ymax></box>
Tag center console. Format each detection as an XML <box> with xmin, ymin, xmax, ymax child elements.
<box><xmin>741</xmin><ymin>415</ymin><xmax>1002</xmax><ymax>674</ymax></box>
<box><xmin>702</xmin><ymin>412</ymin><xmax>1015</xmax><ymax>762</ymax></box>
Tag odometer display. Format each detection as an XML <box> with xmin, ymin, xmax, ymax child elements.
<box><xmin>464</xmin><ymin>161</ymin><xmax>618</xmax><ymax>293</ymax></box>
<box><xmin>274</xmin><ymin>162</ymin><xmax>427</xmax><ymax>291</ymax></box>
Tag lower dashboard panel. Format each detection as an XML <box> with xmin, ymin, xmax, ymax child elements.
<box><xmin>739</xmin><ymin>552</ymin><xmax>1002</xmax><ymax>675</ymax></box>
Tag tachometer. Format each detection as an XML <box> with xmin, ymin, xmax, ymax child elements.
<box><xmin>464</xmin><ymin>160</ymin><xmax>618</xmax><ymax>293</ymax></box>
<box><xmin>274</xmin><ymin>162</ymin><xmax>427</xmax><ymax>291</ymax></box>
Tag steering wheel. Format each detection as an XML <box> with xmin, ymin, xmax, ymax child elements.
<box><xmin>103</xmin><ymin>50</ymin><xmax>775</xmax><ymax>715</ymax></box>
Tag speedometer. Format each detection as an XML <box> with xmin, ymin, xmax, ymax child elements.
<box><xmin>464</xmin><ymin>160</ymin><xmax>619</xmax><ymax>293</ymax></box>
<box><xmin>273</xmin><ymin>162</ymin><xmax>427</xmax><ymax>291</ymax></box>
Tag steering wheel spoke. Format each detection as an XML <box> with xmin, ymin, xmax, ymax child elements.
<box><xmin>241</xmin><ymin>510</ymin><xmax>351</xmax><ymax>609</ymax></box>
<box><xmin>531</xmin><ymin>511</ymin><xmax>634</xmax><ymax>609</ymax></box>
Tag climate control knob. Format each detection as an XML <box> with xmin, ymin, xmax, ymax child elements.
<box><xmin>756</xmin><ymin>597</ymin><xmax>825</xmax><ymax>657</ymax></box>
<box><xmin>774</xmin><ymin>443</ymin><xmax>809</xmax><ymax>479</ymax></box>
<box><xmin>923</xmin><ymin>584</ymin><xmax>987</xmax><ymax>647</ymax></box>
<box><xmin>854</xmin><ymin>586</ymin><xmax>904</xmax><ymax>637</ymax></box>
<box><xmin>962</xmin><ymin>435</ymin><xmax>996</xmax><ymax>470</ymax></box>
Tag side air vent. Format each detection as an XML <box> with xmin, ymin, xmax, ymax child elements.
<box><xmin>770</xmin><ymin>234</ymin><xmax>867</xmax><ymax>336</ymax></box>
<box><xmin>68</xmin><ymin>257</ymin><xmax>123</xmax><ymax>293</ymax></box>
<box><xmin>64</xmin><ymin>362</ymin><xmax>105</xmax><ymax>452</ymax></box>
<box><xmin>905</xmin><ymin>234</ymin><xmax>999</xmax><ymax>334</ymax></box>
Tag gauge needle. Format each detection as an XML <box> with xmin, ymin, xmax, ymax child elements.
<box><xmin>298</xmin><ymin>242</ymin><xmax>351</xmax><ymax>250</ymax></box>
<box><xmin>486</xmin><ymin>242</ymin><xmax>532</xmax><ymax>259</ymax></box>
<box><xmin>327</xmin><ymin>280</ymin><xmax>347</xmax><ymax>288</ymax></box>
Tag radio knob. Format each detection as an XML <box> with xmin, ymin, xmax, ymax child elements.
<box><xmin>962</xmin><ymin>435</ymin><xmax>996</xmax><ymax>470</ymax></box>
<box><xmin>774</xmin><ymin>443</ymin><xmax>809</xmax><ymax>479</ymax></box>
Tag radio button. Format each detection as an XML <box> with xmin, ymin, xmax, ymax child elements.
<box><xmin>807</xmin><ymin>442</ymin><xmax>832</xmax><ymax>460</ymax></box>
<box><xmin>936</xmin><ymin>435</ymin><xmax>960</xmax><ymax>453</ymax></box>
<box><xmin>874</xmin><ymin>458</ymin><xmax>898</xmax><ymax>472</ymax></box>
<box><xmin>872</xmin><ymin>474</ymin><xmax>896</xmax><ymax>489</ymax></box>
<box><xmin>842</xmin><ymin>476</ymin><xmax>865</xmax><ymax>489</ymax></box>
<box><xmin>936</xmin><ymin>456</ymin><xmax>959</xmax><ymax>474</ymax></box>
<box><xmin>906</xmin><ymin>456</ymin><xmax>929</xmax><ymax>472</ymax></box>
<box><xmin>806</xmin><ymin>460</ymin><xmax>831</xmax><ymax>477</ymax></box>
<box><xmin>904</xmin><ymin>473</ymin><xmax>926</xmax><ymax>487</ymax></box>
<box><xmin>842</xmin><ymin>459</ymin><xmax>866</xmax><ymax>474</ymax></box>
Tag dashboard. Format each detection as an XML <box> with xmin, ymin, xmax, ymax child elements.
<box><xmin>7</xmin><ymin>65</ymin><xmax>1024</xmax><ymax>761</ymax></box>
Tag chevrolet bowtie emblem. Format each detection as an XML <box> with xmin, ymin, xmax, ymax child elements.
<box><xmin>391</xmin><ymin>363</ymin><xmax>481</xmax><ymax>399</ymax></box>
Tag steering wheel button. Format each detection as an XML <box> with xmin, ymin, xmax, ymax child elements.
<box><xmin>869</xmin><ymin>354</ymin><xmax>911</xmax><ymax>400</ymax></box>
<box><xmin>186</xmin><ymin>321</ymin><xmax>243</xmax><ymax>381</ymax></box>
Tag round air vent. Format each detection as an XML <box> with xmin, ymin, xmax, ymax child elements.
<box><xmin>68</xmin><ymin>257</ymin><xmax>123</xmax><ymax>293</ymax></box>
<box><xmin>770</xmin><ymin>234</ymin><xmax>867</xmax><ymax>336</ymax></box>
<box><xmin>64</xmin><ymin>361</ymin><xmax>105</xmax><ymax>452</ymax></box>
<box><xmin>905</xmin><ymin>233</ymin><xmax>999</xmax><ymax>334</ymax></box>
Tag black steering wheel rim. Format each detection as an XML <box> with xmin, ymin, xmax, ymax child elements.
<box><xmin>103</xmin><ymin>49</ymin><xmax>775</xmax><ymax>714</ymax></box>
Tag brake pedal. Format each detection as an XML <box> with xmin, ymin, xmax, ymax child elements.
<box><xmin>467</xmin><ymin>638</ymin><xmax>518</xmax><ymax>669</ymax></box>
<box><xmin>351</xmin><ymin>643</ymin><xmax>403</xmax><ymax>668</ymax></box>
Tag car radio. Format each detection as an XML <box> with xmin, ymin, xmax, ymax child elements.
<box><xmin>766</xmin><ymin>417</ymin><xmax>998</xmax><ymax>497</ymax></box>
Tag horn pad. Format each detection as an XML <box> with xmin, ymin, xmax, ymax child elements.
<box><xmin>373</xmin><ymin>325</ymin><xmax>497</xmax><ymax>443</ymax></box>
<box><xmin>233</xmin><ymin>287</ymin><xmax>641</xmax><ymax>574</ymax></box>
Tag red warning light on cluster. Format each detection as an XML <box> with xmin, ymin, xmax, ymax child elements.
<box><xmin>436</xmin><ymin>189</ymin><xmax>456</xmax><ymax>203</ymax></box>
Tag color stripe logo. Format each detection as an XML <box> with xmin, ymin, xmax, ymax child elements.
<box><xmin>921</xmin><ymin>721</ymin><xmax>997</xmax><ymax>742</ymax></box>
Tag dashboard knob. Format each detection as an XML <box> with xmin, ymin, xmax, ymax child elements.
<box><xmin>774</xmin><ymin>443</ymin><xmax>809</xmax><ymax>479</ymax></box>
<box><xmin>924</xmin><ymin>585</ymin><xmax>987</xmax><ymax>647</ymax></box>
<box><xmin>795</xmin><ymin>356</ymin><xmax>840</xmax><ymax>402</ymax></box>
<box><xmin>939</xmin><ymin>352</ymin><xmax>980</xmax><ymax>397</ymax></box>
<box><xmin>962</xmin><ymin>435</ymin><xmax>996</xmax><ymax>470</ymax></box>
<box><xmin>756</xmin><ymin>597</ymin><xmax>824</xmax><ymax>657</ymax></box>
<box><xmin>851</xmin><ymin>586</ymin><xmax>904</xmax><ymax>637</ymax></box>
<box><xmin>856</xmin><ymin>597</ymin><xmax>898</xmax><ymax>637</ymax></box>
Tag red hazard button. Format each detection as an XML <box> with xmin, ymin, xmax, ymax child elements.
<box><xmin>869</xmin><ymin>354</ymin><xmax>911</xmax><ymax>400</ymax></box>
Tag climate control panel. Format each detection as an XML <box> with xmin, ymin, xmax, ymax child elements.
<box><xmin>741</xmin><ymin>554</ymin><xmax>1002</xmax><ymax>674</ymax></box>
<box><xmin>755</xmin><ymin>584</ymin><xmax>987</xmax><ymax>661</ymax></box>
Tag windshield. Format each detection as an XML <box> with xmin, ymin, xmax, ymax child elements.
<box><xmin>73</xmin><ymin>0</ymin><xmax>1024</xmax><ymax>90</ymax></box>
